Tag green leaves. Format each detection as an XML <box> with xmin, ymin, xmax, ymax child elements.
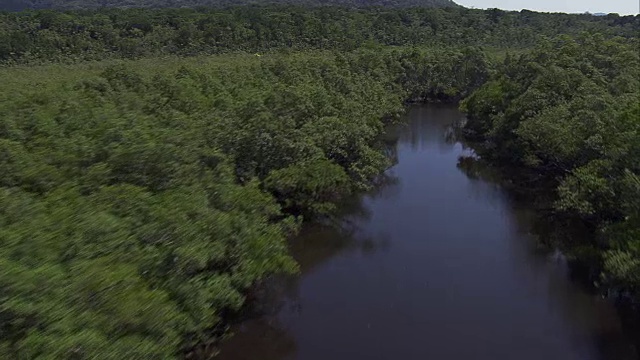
<box><xmin>1</xmin><ymin>7</ymin><xmax>637</xmax><ymax>65</ymax></box>
<box><xmin>0</xmin><ymin>11</ymin><xmax>634</xmax><ymax>354</ymax></box>
<box><xmin>265</xmin><ymin>159</ymin><xmax>351</xmax><ymax>216</ymax></box>
<box><xmin>0</xmin><ymin>50</ymin><xmax>416</xmax><ymax>357</ymax></box>
<box><xmin>556</xmin><ymin>160</ymin><xmax>617</xmax><ymax>217</ymax></box>
<box><xmin>463</xmin><ymin>35</ymin><xmax>640</xmax><ymax>303</ymax></box>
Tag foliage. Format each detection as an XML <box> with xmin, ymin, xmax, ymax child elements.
<box><xmin>0</xmin><ymin>3</ymin><xmax>638</xmax><ymax>357</ymax></box>
<box><xmin>0</xmin><ymin>47</ymin><xmax>491</xmax><ymax>357</ymax></box>
<box><xmin>462</xmin><ymin>35</ymin><xmax>640</xmax><ymax>302</ymax></box>
<box><xmin>264</xmin><ymin>159</ymin><xmax>350</xmax><ymax>216</ymax></box>
<box><xmin>1</xmin><ymin>0</ymin><xmax>459</xmax><ymax>11</ymax></box>
<box><xmin>0</xmin><ymin>6</ymin><xmax>637</xmax><ymax>64</ymax></box>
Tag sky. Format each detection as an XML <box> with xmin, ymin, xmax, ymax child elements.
<box><xmin>456</xmin><ymin>0</ymin><xmax>639</xmax><ymax>15</ymax></box>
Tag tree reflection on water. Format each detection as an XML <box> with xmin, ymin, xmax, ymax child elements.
<box><xmin>210</xmin><ymin>170</ymin><xmax>399</xmax><ymax>360</ymax></box>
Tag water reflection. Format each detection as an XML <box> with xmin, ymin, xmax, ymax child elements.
<box><xmin>291</xmin><ymin>222</ymin><xmax>392</xmax><ymax>275</ymax></box>
<box><xmin>456</xmin><ymin>155</ymin><xmax>637</xmax><ymax>360</ymax></box>
<box><xmin>212</xmin><ymin>317</ymin><xmax>296</xmax><ymax>360</ymax></box>
<box><xmin>216</xmin><ymin>170</ymin><xmax>398</xmax><ymax>360</ymax></box>
<box><xmin>216</xmin><ymin>105</ymin><xmax>637</xmax><ymax>360</ymax></box>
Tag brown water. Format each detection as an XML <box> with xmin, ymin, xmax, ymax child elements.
<box><xmin>216</xmin><ymin>105</ymin><xmax>637</xmax><ymax>360</ymax></box>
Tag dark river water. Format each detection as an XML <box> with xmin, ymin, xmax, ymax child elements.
<box><xmin>216</xmin><ymin>105</ymin><xmax>637</xmax><ymax>360</ymax></box>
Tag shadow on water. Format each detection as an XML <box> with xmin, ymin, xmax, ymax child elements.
<box><xmin>456</xmin><ymin>154</ymin><xmax>598</xmax><ymax>272</ymax></box>
<box><xmin>214</xmin><ymin>173</ymin><xmax>399</xmax><ymax>360</ymax></box>
<box><xmin>455</xmin><ymin>154</ymin><xmax>638</xmax><ymax>360</ymax></box>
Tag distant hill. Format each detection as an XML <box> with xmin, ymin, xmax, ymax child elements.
<box><xmin>1</xmin><ymin>0</ymin><xmax>460</xmax><ymax>11</ymax></box>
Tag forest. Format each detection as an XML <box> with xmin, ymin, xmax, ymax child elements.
<box><xmin>1</xmin><ymin>0</ymin><xmax>459</xmax><ymax>12</ymax></box>
<box><xmin>462</xmin><ymin>34</ymin><xmax>640</xmax><ymax>305</ymax></box>
<box><xmin>0</xmin><ymin>6</ymin><xmax>638</xmax><ymax>64</ymax></box>
<box><xmin>0</xmin><ymin>2</ymin><xmax>638</xmax><ymax>359</ymax></box>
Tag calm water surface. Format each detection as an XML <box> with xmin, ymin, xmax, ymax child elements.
<box><xmin>217</xmin><ymin>105</ymin><xmax>636</xmax><ymax>360</ymax></box>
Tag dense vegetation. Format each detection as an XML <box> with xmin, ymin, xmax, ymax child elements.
<box><xmin>0</xmin><ymin>2</ymin><xmax>638</xmax><ymax>358</ymax></box>
<box><xmin>0</xmin><ymin>7</ymin><xmax>637</xmax><ymax>64</ymax></box>
<box><xmin>1</xmin><ymin>0</ymin><xmax>458</xmax><ymax>12</ymax></box>
<box><xmin>0</xmin><ymin>47</ymin><xmax>490</xmax><ymax>357</ymax></box>
<box><xmin>462</xmin><ymin>34</ymin><xmax>640</xmax><ymax>305</ymax></box>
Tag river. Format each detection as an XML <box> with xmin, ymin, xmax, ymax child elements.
<box><xmin>216</xmin><ymin>105</ymin><xmax>637</xmax><ymax>360</ymax></box>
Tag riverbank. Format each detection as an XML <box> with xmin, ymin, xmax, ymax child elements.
<box><xmin>461</xmin><ymin>35</ymin><xmax>640</xmax><ymax>354</ymax></box>
<box><xmin>215</xmin><ymin>104</ymin><xmax>637</xmax><ymax>360</ymax></box>
<box><xmin>0</xmin><ymin>48</ymin><xmax>495</xmax><ymax>357</ymax></box>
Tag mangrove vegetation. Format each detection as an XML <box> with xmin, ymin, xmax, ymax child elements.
<box><xmin>0</xmin><ymin>1</ymin><xmax>638</xmax><ymax>358</ymax></box>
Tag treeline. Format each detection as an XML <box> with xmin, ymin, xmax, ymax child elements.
<box><xmin>462</xmin><ymin>35</ymin><xmax>640</xmax><ymax>306</ymax></box>
<box><xmin>1</xmin><ymin>3</ymin><xmax>638</xmax><ymax>358</ymax></box>
<box><xmin>0</xmin><ymin>6</ymin><xmax>638</xmax><ymax>64</ymax></box>
<box><xmin>1</xmin><ymin>0</ymin><xmax>458</xmax><ymax>12</ymax></box>
<box><xmin>0</xmin><ymin>48</ymin><xmax>488</xmax><ymax>358</ymax></box>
